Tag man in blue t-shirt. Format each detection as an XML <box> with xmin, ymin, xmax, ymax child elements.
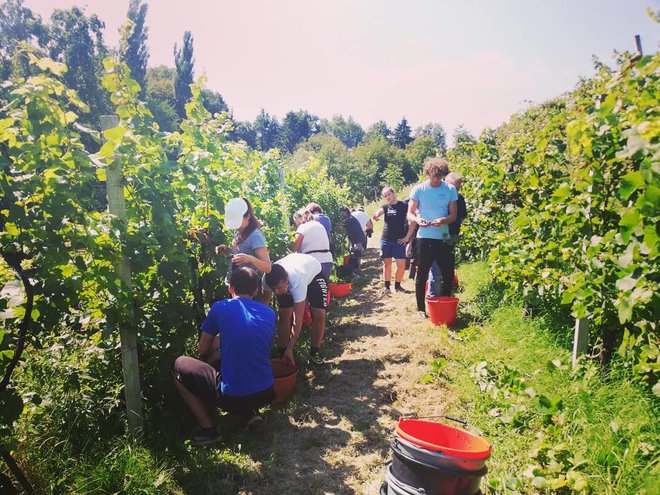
<box><xmin>407</xmin><ymin>158</ymin><xmax>458</xmax><ymax>317</ymax></box>
<box><xmin>173</xmin><ymin>267</ymin><xmax>276</xmax><ymax>445</ymax></box>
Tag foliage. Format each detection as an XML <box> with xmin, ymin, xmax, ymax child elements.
<box><xmin>174</xmin><ymin>30</ymin><xmax>194</xmax><ymax>119</ymax></box>
<box><xmin>0</xmin><ymin>51</ymin><xmax>349</xmax><ymax>491</ymax></box>
<box><xmin>320</xmin><ymin>114</ymin><xmax>364</xmax><ymax>148</ymax></box>
<box><xmin>452</xmin><ymin>53</ymin><xmax>659</xmax><ymax>383</ymax></box>
<box><xmin>414</xmin><ymin>122</ymin><xmax>447</xmax><ymax>154</ymax></box>
<box><xmin>253</xmin><ymin>109</ymin><xmax>281</xmax><ymax>151</ymax></box>
<box><xmin>278</xmin><ymin>110</ymin><xmax>320</xmax><ymax>153</ymax></box>
<box><xmin>367</xmin><ymin>120</ymin><xmax>391</xmax><ymax>142</ymax></box>
<box><xmin>0</xmin><ymin>0</ymin><xmax>47</xmax><ymax>79</ymax></box>
<box><xmin>392</xmin><ymin>116</ymin><xmax>413</xmax><ymax>149</ymax></box>
<box><xmin>122</xmin><ymin>0</ymin><xmax>149</xmax><ymax>95</ymax></box>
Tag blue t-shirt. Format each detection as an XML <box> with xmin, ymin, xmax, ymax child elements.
<box><xmin>411</xmin><ymin>181</ymin><xmax>458</xmax><ymax>240</ymax></box>
<box><xmin>201</xmin><ymin>298</ymin><xmax>275</xmax><ymax>396</ymax></box>
<box><xmin>314</xmin><ymin>213</ymin><xmax>332</xmax><ymax>241</ymax></box>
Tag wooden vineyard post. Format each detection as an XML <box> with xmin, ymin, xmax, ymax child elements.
<box><xmin>572</xmin><ymin>318</ymin><xmax>589</xmax><ymax>368</ymax></box>
<box><xmin>100</xmin><ymin>115</ymin><xmax>144</xmax><ymax>435</ymax></box>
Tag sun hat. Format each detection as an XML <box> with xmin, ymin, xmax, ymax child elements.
<box><xmin>224</xmin><ymin>198</ymin><xmax>248</xmax><ymax>229</ymax></box>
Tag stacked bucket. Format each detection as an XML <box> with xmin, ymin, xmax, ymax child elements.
<box><xmin>381</xmin><ymin>418</ymin><xmax>492</xmax><ymax>495</ymax></box>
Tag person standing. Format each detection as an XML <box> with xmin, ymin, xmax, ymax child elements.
<box><xmin>292</xmin><ymin>208</ymin><xmax>333</xmax><ymax>280</ymax></box>
<box><xmin>340</xmin><ymin>206</ymin><xmax>366</xmax><ymax>276</ymax></box>
<box><xmin>173</xmin><ymin>267</ymin><xmax>276</xmax><ymax>445</ymax></box>
<box><xmin>407</xmin><ymin>158</ymin><xmax>458</xmax><ymax>318</ymax></box>
<box><xmin>428</xmin><ymin>172</ymin><xmax>467</xmax><ymax>297</ymax></box>
<box><xmin>263</xmin><ymin>253</ymin><xmax>329</xmax><ymax>365</ymax></box>
<box><xmin>372</xmin><ymin>186</ymin><xmax>415</xmax><ymax>295</ymax></box>
<box><xmin>351</xmin><ymin>206</ymin><xmax>373</xmax><ymax>249</ymax></box>
<box><xmin>219</xmin><ymin>198</ymin><xmax>272</xmax><ymax>303</ymax></box>
<box><xmin>306</xmin><ymin>202</ymin><xmax>332</xmax><ymax>242</ymax></box>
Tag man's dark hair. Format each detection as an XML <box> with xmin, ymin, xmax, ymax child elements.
<box><xmin>264</xmin><ymin>264</ymin><xmax>287</xmax><ymax>289</ymax></box>
<box><xmin>230</xmin><ymin>266</ymin><xmax>260</xmax><ymax>296</ymax></box>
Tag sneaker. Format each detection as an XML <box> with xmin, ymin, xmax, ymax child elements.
<box><xmin>417</xmin><ymin>311</ymin><xmax>428</xmax><ymax>319</ymax></box>
<box><xmin>190</xmin><ymin>426</ymin><xmax>221</xmax><ymax>446</ymax></box>
<box><xmin>308</xmin><ymin>352</ymin><xmax>325</xmax><ymax>365</ymax></box>
<box><xmin>246</xmin><ymin>413</ymin><xmax>265</xmax><ymax>433</ymax></box>
<box><xmin>378</xmin><ymin>286</ymin><xmax>391</xmax><ymax>297</ymax></box>
<box><xmin>395</xmin><ymin>285</ymin><xmax>411</xmax><ymax>294</ymax></box>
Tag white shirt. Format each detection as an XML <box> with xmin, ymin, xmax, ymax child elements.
<box><xmin>352</xmin><ymin>211</ymin><xmax>370</xmax><ymax>232</ymax></box>
<box><xmin>296</xmin><ymin>220</ymin><xmax>333</xmax><ymax>264</ymax></box>
<box><xmin>267</xmin><ymin>253</ymin><xmax>321</xmax><ymax>303</ymax></box>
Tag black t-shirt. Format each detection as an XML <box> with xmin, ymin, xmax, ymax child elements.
<box><xmin>343</xmin><ymin>215</ymin><xmax>365</xmax><ymax>245</ymax></box>
<box><xmin>381</xmin><ymin>201</ymin><xmax>408</xmax><ymax>240</ymax></box>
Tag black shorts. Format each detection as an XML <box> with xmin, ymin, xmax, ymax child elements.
<box><xmin>173</xmin><ymin>356</ymin><xmax>274</xmax><ymax>415</ymax></box>
<box><xmin>275</xmin><ymin>271</ymin><xmax>328</xmax><ymax>310</ymax></box>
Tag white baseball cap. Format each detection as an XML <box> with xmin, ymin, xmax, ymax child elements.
<box><xmin>224</xmin><ymin>198</ymin><xmax>248</xmax><ymax>229</ymax></box>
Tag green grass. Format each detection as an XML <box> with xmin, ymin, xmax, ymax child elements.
<box><xmin>439</xmin><ymin>262</ymin><xmax>660</xmax><ymax>495</ymax></box>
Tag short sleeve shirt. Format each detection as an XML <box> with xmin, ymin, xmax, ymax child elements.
<box><xmin>201</xmin><ymin>298</ymin><xmax>275</xmax><ymax>396</ymax></box>
<box><xmin>411</xmin><ymin>181</ymin><xmax>458</xmax><ymax>240</ymax></box>
<box><xmin>233</xmin><ymin>228</ymin><xmax>267</xmax><ymax>271</ymax></box>
<box><xmin>263</xmin><ymin>253</ymin><xmax>322</xmax><ymax>303</ymax></box>
<box><xmin>381</xmin><ymin>201</ymin><xmax>408</xmax><ymax>241</ymax></box>
<box><xmin>351</xmin><ymin>211</ymin><xmax>370</xmax><ymax>232</ymax></box>
<box><xmin>296</xmin><ymin>220</ymin><xmax>333</xmax><ymax>264</ymax></box>
<box><xmin>313</xmin><ymin>214</ymin><xmax>332</xmax><ymax>240</ymax></box>
<box><xmin>343</xmin><ymin>215</ymin><xmax>365</xmax><ymax>245</ymax></box>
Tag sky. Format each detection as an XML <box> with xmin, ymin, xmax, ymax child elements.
<box><xmin>24</xmin><ymin>0</ymin><xmax>660</xmax><ymax>137</ymax></box>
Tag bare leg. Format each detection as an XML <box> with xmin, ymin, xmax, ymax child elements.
<box><xmin>395</xmin><ymin>259</ymin><xmax>406</xmax><ymax>283</ymax></box>
<box><xmin>173</xmin><ymin>378</ymin><xmax>214</xmax><ymax>428</ymax></box>
<box><xmin>310</xmin><ymin>308</ymin><xmax>326</xmax><ymax>348</ymax></box>
<box><xmin>277</xmin><ymin>307</ymin><xmax>294</xmax><ymax>348</ymax></box>
<box><xmin>383</xmin><ymin>257</ymin><xmax>393</xmax><ymax>283</ymax></box>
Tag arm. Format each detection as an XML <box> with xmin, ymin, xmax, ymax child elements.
<box><xmin>291</xmin><ymin>233</ymin><xmax>304</xmax><ymax>252</ymax></box>
<box><xmin>430</xmin><ymin>200</ymin><xmax>458</xmax><ymax>226</ymax></box>
<box><xmin>366</xmin><ymin>219</ymin><xmax>374</xmax><ymax>231</ymax></box>
<box><xmin>232</xmin><ymin>246</ymin><xmax>272</xmax><ymax>273</ymax></box>
<box><xmin>407</xmin><ymin>198</ymin><xmax>428</xmax><ymax>226</ymax></box>
<box><xmin>198</xmin><ymin>332</ymin><xmax>215</xmax><ymax>360</ymax></box>
<box><xmin>372</xmin><ymin>207</ymin><xmax>385</xmax><ymax>221</ymax></box>
<box><xmin>283</xmin><ymin>300</ymin><xmax>306</xmax><ymax>364</ymax></box>
<box><xmin>400</xmin><ymin>218</ymin><xmax>418</xmax><ymax>244</ymax></box>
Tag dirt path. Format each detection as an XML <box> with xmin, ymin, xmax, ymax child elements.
<box><xmin>236</xmin><ymin>246</ymin><xmax>462</xmax><ymax>495</ymax></box>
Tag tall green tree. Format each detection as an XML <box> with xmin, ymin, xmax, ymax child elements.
<box><xmin>322</xmin><ymin>115</ymin><xmax>364</xmax><ymax>148</ymax></box>
<box><xmin>230</xmin><ymin>120</ymin><xmax>257</xmax><ymax>148</ymax></box>
<box><xmin>122</xmin><ymin>0</ymin><xmax>149</xmax><ymax>95</ymax></box>
<box><xmin>174</xmin><ymin>30</ymin><xmax>194</xmax><ymax>119</ymax></box>
<box><xmin>253</xmin><ymin>109</ymin><xmax>280</xmax><ymax>151</ymax></box>
<box><xmin>200</xmin><ymin>88</ymin><xmax>228</xmax><ymax>116</ymax></box>
<box><xmin>279</xmin><ymin>110</ymin><xmax>319</xmax><ymax>153</ymax></box>
<box><xmin>393</xmin><ymin>117</ymin><xmax>413</xmax><ymax>149</ymax></box>
<box><xmin>0</xmin><ymin>0</ymin><xmax>46</xmax><ymax>79</ymax></box>
<box><xmin>145</xmin><ymin>65</ymin><xmax>178</xmax><ymax>131</ymax></box>
<box><xmin>414</xmin><ymin>122</ymin><xmax>447</xmax><ymax>154</ymax></box>
<box><xmin>452</xmin><ymin>124</ymin><xmax>476</xmax><ymax>155</ymax></box>
<box><xmin>367</xmin><ymin>120</ymin><xmax>391</xmax><ymax>142</ymax></box>
<box><xmin>47</xmin><ymin>7</ymin><xmax>110</xmax><ymax>125</ymax></box>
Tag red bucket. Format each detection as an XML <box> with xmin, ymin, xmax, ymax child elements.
<box><xmin>396</xmin><ymin>418</ymin><xmax>491</xmax><ymax>460</ymax></box>
<box><xmin>427</xmin><ymin>297</ymin><xmax>458</xmax><ymax>326</ymax></box>
<box><xmin>343</xmin><ymin>255</ymin><xmax>350</xmax><ymax>266</ymax></box>
<box><xmin>271</xmin><ymin>358</ymin><xmax>298</xmax><ymax>404</ymax></box>
<box><xmin>329</xmin><ymin>282</ymin><xmax>351</xmax><ymax>298</ymax></box>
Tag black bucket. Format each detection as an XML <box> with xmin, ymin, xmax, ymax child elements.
<box><xmin>390</xmin><ymin>438</ymin><xmax>486</xmax><ymax>495</ymax></box>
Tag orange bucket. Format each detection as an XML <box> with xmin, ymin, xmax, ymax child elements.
<box><xmin>329</xmin><ymin>282</ymin><xmax>351</xmax><ymax>298</ymax></box>
<box><xmin>396</xmin><ymin>418</ymin><xmax>491</xmax><ymax>460</ymax></box>
<box><xmin>271</xmin><ymin>358</ymin><xmax>298</xmax><ymax>404</ymax></box>
<box><xmin>427</xmin><ymin>297</ymin><xmax>458</xmax><ymax>326</ymax></box>
<box><xmin>343</xmin><ymin>255</ymin><xmax>351</xmax><ymax>265</ymax></box>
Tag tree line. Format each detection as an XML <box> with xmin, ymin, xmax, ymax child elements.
<box><xmin>0</xmin><ymin>0</ymin><xmax>478</xmax><ymax>202</ymax></box>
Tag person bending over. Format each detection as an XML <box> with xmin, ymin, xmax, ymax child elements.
<box><xmin>372</xmin><ymin>186</ymin><xmax>415</xmax><ymax>296</ymax></box>
<box><xmin>173</xmin><ymin>266</ymin><xmax>276</xmax><ymax>445</ymax></box>
<box><xmin>263</xmin><ymin>253</ymin><xmax>328</xmax><ymax>366</ymax></box>
<box><xmin>407</xmin><ymin>158</ymin><xmax>457</xmax><ymax>318</ymax></box>
<box><xmin>340</xmin><ymin>206</ymin><xmax>366</xmax><ymax>276</ymax></box>
<box><xmin>292</xmin><ymin>208</ymin><xmax>333</xmax><ymax>281</ymax></box>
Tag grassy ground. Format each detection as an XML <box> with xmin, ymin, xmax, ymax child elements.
<box><xmin>9</xmin><ymin>239</ymin><xmax>658</xmax><ymax>494</ymax></box>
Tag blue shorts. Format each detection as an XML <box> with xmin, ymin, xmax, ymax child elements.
<box><xmin>381</xmin><ymin>238</ymin><xmax>406</xmax><ymax>259</ymax></box>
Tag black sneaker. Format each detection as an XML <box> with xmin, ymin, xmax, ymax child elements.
<box><xmin>190</xmin><ymin>426</ymin><xmax>221</xmax><ymax>446</ymax></box>
<box><xmin>308</xmin><ymin>352</ymin><xmax>325</xmax><ymax>365</ymax></box>
<box><xmin>246</xmin><ymin>413</ymin><xmax>265</xmax><ymax>433</ymax></box>
<box><xmin>395</xmin><ymin>285</ymin><xmax>411</xmax><ymax>294</ymax></box>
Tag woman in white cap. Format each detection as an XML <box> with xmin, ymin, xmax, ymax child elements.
<box><xmin>219</xmin><ymin>197</ymin><xmax>272</xmax><ymax>281</ymax></box>
<box><xmin>292</xmin><ymin>208</ymin><xmax>333</xmax><ymax>280</ymax></box>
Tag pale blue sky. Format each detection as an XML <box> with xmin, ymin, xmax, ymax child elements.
<box><xmin>26</xmin><ymin>0</ymin><xmax>660</xmax><ymax>136</ymax></box>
